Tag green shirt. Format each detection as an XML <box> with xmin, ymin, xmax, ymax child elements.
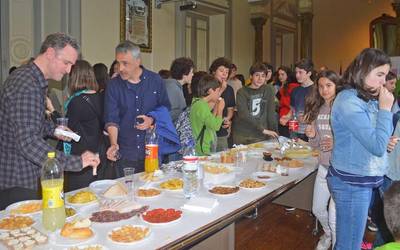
<box><xmin>376</xmin><ymin>242</ymin><xmax>400</xmax><ymax>250</ymax></box>
<box><xmin>190</xmin><ymin>98</ymin><xmax>223</xmax><ymax>155</ymax></box>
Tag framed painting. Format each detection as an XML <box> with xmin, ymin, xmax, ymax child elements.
<box><xmin>120</xmin><ymin>0</ymin><xmax>152</xmax><ymax>53</ymax></box>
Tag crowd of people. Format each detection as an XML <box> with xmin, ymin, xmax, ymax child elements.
<box><xmin>1</xmin><ymin>32</ymin><xmax>400</xmax><ymax>250</ymax></box>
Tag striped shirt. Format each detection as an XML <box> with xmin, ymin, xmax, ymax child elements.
<box><xmin>0</xmin><ymin>63</ymin><xmax>82</xmax><ymax>191</ymax></box>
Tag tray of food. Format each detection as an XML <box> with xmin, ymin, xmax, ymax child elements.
<box><xmin>89</xmin><ymin>200</ymin><xmax>148</xmax><ymax>223</ymax></box>
<box><xmin>159</xmin><ymin>178</ymin><xmax>183</xmax><ymax>191</ymax></box>
<box><xmin>208</xmin><ymin>185</ymin><xmax>240</xmax><ymax>197</ymax></box>
<box><xmin>252</xmin><ymin>171</ymin><xmax>278</xmax><ymax>181</ymax></box>
<box><xmin>56</xmin><ymin>218</ymin><xmax>95</xmax><ymax>246</ymax></box>
<box><xmin>66</xmin><ymin>190</ymin><xmax>97</xmax><ymax>207</ymax></box>
<box><xmin>136</xmin><ymin>188</ymin><xmax>162</xmax><ymax>199</ymax></box>
<box><xmin>6</xmin><ymin>200</ymin><xmax>42</xmax><ymax>216</ymax></box>
<box><xmin>108</xmin><ymin>225</ymin><xmax>150</xmax><ymax>245</ymax></box>
<box><xmin>142</xmin><ymin>208</ymin><xmax>182</xmax><ymax>226</ymax></box>
<box><xmin>0</xmin><ymin>226</ymin><xmax>47</xmax><ymax>250</ymax></box>
<box><xmin>239</xmin><ymin>179</ymin><xmax>266</xmax><ymax>190</ymax></box>
<box><xmin>274</xmin><ymin>157</ymin><xmax>304</xmax><ymax>168</ymax></box>
<box><xmin>0</xmin><ymin>216</ymin><xmax>35</xmax><ymax>231</ymax></box>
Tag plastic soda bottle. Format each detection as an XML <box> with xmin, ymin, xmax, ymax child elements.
<box><xmin>288</xmin><ymin>114</ymin><xmax>299</xmax><ymax>140</ymax></box>
<box><xmin>145</xmin><ymin>126</ymin><xmax>159</xmax><ymax>173</ymax></box>
<box><xmin>41</xmin><ymin>151</ymin><xmax>65</xmax><ymax>232</ymax></box>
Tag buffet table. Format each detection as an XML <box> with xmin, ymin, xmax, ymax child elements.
<box><xmin>0</xmin><ymin>141</ymin><xmax>318</xmax><ymax>250</ymax></box>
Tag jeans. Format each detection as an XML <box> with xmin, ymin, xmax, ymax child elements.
<box><xmin>312</xmin><ymin>166</ymin><xmax>337</xmax><ymax>246</ymax></box>
<box><xmin>327</xmin><ymin>175</ymin><xmax>372</xmax><ymax>250</ymax></box>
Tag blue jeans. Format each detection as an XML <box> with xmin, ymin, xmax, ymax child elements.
<box><xmin>327</xmin><ymin>175</ymin><xmax>372</xmax><ymax>250</ymax></box>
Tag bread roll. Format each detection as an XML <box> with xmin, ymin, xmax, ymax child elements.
<box><xmin>60</xmin><ymin>222</ymin><xmax>93</xmax><ymax>239</ymax></box>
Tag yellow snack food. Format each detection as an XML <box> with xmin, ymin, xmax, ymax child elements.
<box><xmin>67</xmin><ymin>190</ymin><xmax>97</xmax><ymax>204</ymax></box>
<box><xmin>159</xmin><ymin>178</ymin><xmax>183</xmax><ymax>190</ymax></box>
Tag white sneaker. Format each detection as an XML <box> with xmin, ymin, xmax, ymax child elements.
<box><xmin>315</xmin><ymin>234</ymin><xmax>331</xmax><ymax>250</ymax></box>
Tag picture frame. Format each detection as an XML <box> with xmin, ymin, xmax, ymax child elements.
<box><xmin>120</xmin><ymin>0</ymin><xmax>152</xmax><ymax>53</ymax></box>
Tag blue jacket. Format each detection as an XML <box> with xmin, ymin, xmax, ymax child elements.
<box><xmin>148</xmin><ymin>106</ymin><xmax>181</xmax><ymax>158</ymax></box>
<box><xmin>331</xmin><ymin>89</ymin><xmax>393</xmax><ymax>176</ymax></box>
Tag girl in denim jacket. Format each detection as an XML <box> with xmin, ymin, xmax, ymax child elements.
<box><xmin>327</xmin><ymin>48</ymin><xmax>398</xmax><ymax>249</ymax></box>
<box><xmin>304</xmin><ymin>70</ymin><xmax>340</xmax><ymax>250</ymax></box>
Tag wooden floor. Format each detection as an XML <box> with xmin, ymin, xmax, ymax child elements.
<box><xmin>235</xmin><ymin>203</ymin><xmax>376</xmax><ymax>250</ymax></box>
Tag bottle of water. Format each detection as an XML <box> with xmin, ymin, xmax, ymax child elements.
<box><xmin>182</xmin><ymin>140</ymin><xmax>199</xmax><ymax>199</ymax></box>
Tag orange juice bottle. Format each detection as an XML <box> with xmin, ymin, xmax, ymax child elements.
<box><xmin>145</xmin><ymin>126</ymin><xmax>159</xmax><ymax>173</ymax></box>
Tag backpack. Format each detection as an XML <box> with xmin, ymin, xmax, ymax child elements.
<box><xmin>174</xmin><ymin>106</ymin><xmax>206</xmax><ymax>154</ymax></box>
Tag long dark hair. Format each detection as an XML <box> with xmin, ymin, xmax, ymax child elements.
<box><xmin>340</xmin><ymin>48</ymin><xmax>391</xmax><ymax>101</ymax></box>
<box><xmin>276</xmin><ymin>66</ymin><xmax>296</xmax><ymax>95</ymax></box>
<box><xmin>304</xmin><ymin>70</ymin><xmax>340</xmax><ymax>123</ymax></box>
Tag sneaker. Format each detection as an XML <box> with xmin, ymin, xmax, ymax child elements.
<box><xmin>315</xmin><ymin>234</ymin><xmax>331</xmax><ymax>250</ymax></box>
<box><xmin>367</xmin><ymin>220</ymin><xmax>378</xmax><ymax>232</ymax></box>
<box><xmin>284</xmin><ymin>206</ymin><xmax>296</xmax><ymax>212</ymax></box>
<box><xmin>361</xmin><ymin>241</ymin><xmax>373</xmax><ymax>250</ymax></box>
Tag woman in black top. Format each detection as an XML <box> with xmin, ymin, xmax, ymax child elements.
<box><xmin>64</xmin><ymin>60</ymin><xmax>105</xmax><ymax>191</ymax></box>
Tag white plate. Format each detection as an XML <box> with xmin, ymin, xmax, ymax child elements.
<box><xmin>208</xmin><ymin>185</ymin><xmax>240</xmax><ymax>197</ymax></box>
<box><xmin>0</xmin><ymin>215</ymin><xmax>36</xmax><ymax>231</ymax></box>
<box><xmin>136</xmin><ymin>188</ymin><xmax>162</xmax><ymax>200</ymax></box>
<box><xmin>252</xmin><ymin>171</ymin><xmax>278</xmax><ymax>181</ymax></box>
<box><xmin>141</xmin><ymin>211</ymin><xmax>182</xmax><ymax>226</ymax></box>
<box><xmin>6</xmin><ymin>200</ymin><xmax>42</xmax><ymax>216</ymax></box>
<box><xmin>89</xmin><ymin>179</ymin><xmax>117</xmax><ymax>194</ymax></box>
<box><xmin>238</xmin><ymin>180</ymin><xmax>267</xmax><ymax>191</ymax></box>
<box><xmin>64</xmin><ymin>244</ymin><xmax>108</xmax><ymax>250</ymax></box>
<box><xmin>52</xmin><ymin>228</ymin><xmax>96</xmax><ymax>246</ymax></box>
<box><xmin>65</xmin><ymin>190</ymin><xmax>98</xmax><ymax>207</ymax></box>
<box><xmin>107</xmin><ymin>224</ymin><xmax>151</xmax><ymax>245</ymax></box>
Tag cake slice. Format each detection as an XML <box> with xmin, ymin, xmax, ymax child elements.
<box><xmin>103</xmin><ymin>182</ymin><xmax>128</xmax><ymax>198</ymax></box>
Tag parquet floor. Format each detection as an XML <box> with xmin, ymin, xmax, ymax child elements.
<box><xmin>235</xmin><ymin>203</ymin><xmax>375</xmax><ymax>250</ymax></box>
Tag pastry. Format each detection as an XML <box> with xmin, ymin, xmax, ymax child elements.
<box><xmin>60</xmin><ymin>219</ymin><xmax>93</xmax><ymax>240</ymax></box>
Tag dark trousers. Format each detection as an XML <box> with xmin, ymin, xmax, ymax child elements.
<box><xmin>371</xmin><ymin>177</ymin><xmax>394</xmax><ymax>247</ymax></box>
<box><xmin>115</xmin><ymin>158</ymin><xmax>145</xmax><ymax>178</ymax></box>
<box><xmin>0</xmin><ymin>187</ymin><xmax>40</xmax><ymax>210</ymax></box>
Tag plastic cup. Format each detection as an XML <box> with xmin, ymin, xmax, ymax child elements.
<box><xmin>56</xmin><ymin>117</ymin><xmax>68</xmax><ymax>128</ymax></box>
<box><xmin>123</xmin><ymin>167</ymin><xmax>135</xmax><ymax>191</ymax></box>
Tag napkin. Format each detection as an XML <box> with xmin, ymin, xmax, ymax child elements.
<box><xmin>181</xmin><ymin>196</ymin><xmax>219</xmax><ymax>213</ymax></box>
<box><xmin>54</xmin><ymin>128</ymin><xmax>81</xmax><ymax>142</ymax></box>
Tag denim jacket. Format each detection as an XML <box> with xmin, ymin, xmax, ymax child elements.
<box><xmin>331</xmin><ymin>89</ymin><xmax>393</xmax><ymax>176</ymax></box>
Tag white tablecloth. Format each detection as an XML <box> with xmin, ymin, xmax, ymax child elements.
<box><xmin>0</xmin><ymin>143</ymin><xmax>318</xmax><ymax>250</ymax></box>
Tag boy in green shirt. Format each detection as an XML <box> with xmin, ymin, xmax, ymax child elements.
<box><xmin>190</xmin><ymin>74</ymin><xmax>225</xmax><ymax>155</ymax></box>
<box><xmin>375</xmin><ymin>181</ymin><xmax>400</xmax><ymax>250</ymax></box>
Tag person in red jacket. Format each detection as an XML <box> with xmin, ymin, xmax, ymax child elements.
<box><xmin>276</xmin><ymin>66</ymin><xmax>299</xmax><ymax>137</ymax></box>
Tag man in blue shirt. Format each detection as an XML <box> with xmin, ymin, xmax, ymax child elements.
<box><xmin>104</xmin><ymin>41</ymin><xmax>170</xmax><ymax>175</ymax></box>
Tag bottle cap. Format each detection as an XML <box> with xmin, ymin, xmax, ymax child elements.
<box><xmin>183</xmin><ymin>155</ymin><xmax>198</xmax><ymax>162</ymax></box>
<box><xmin>47</xmin><ymin>151</ymin><xmax>56</xmax><ymax>158</ymax></box>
